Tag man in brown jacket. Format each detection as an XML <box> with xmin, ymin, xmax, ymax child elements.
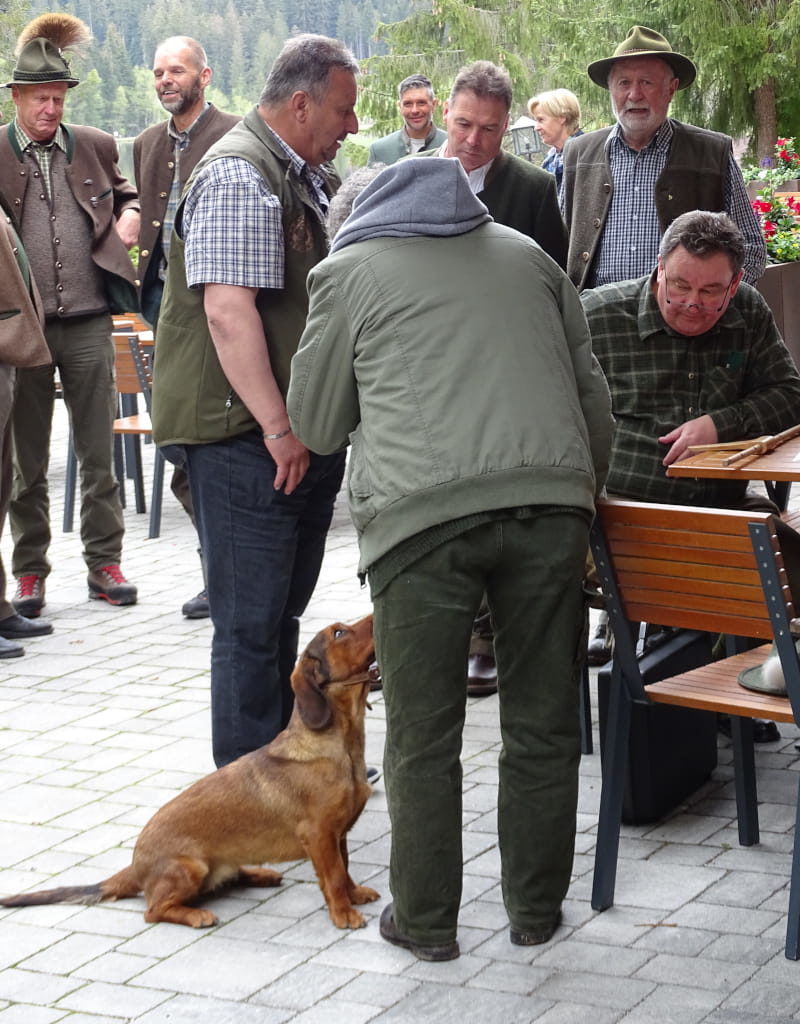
<box><xmin>0</xmin><ymin>188</ymin><xmax>53</xmax><ymax>656</ymax></box>
<box><xmin>134</xmin><ymin>36</ymin><xmax>239</xmax><ymax>619</ymax></box>
<box><xmin>0</xmin><ymin>14</ymin><xmax>140</xmax><ymax>619</ymax></box>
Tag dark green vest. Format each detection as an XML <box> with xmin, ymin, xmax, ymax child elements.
<box><xmin>151</xmin><ymin>107</ymin><xmax>335</xmax><ymax>446</ymax></box>
<box><xmin>563</xmin><ymin>119</ymin><xmax>731</xmax><ymax>289</ymax></box>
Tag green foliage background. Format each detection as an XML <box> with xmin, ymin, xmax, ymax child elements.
<box><xmin>0</xmin><ymin>0</ymin><xmax>409</xmax><ymax>136</ymax></box>
<box><xmin>2</xmin><ymin>0</ymin><xmax>799</xmax><ymax>165</ymax></box>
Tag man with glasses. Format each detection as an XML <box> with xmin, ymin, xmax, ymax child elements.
<box><xmin>583</xmin><ymin>211</ymin><xmax>800</xmax><ymax>742</ymax></box>
<box><xmin>582</xmin><ymin>211</ymin><xmax>800</xmax><ymax>506</ymax></box>
<box><xmin>584</xmin><ymin>211</ymin><xmax>800</xmax><ymax>744</ymax></box>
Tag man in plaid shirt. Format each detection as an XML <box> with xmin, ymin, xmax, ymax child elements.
<box><xmin>152</xmin><ymin>35</ymin><xmax>360</xmax><ymax>768</ymax></box>
<box><xmin>583</xmin><ymin>210</ymin><xmax>800</xmax><ymax>739</ymax></box>
<box><xmin>561</xmin><ymin>26</ymin><xmax>765</xmax><ymax>291</ymax></box>
<box><xmin>583</xmin><ymin>211</ymin><xmax>800</xmax><ymax>505</ymax></box>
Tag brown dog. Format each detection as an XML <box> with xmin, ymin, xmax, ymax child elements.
<box><xmin>0</xmin><ymin>615</ymin><xmax>379</xmax><ymax>929</ymax></box>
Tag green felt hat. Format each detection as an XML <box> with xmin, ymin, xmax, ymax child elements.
<box><xmin>587</xmin><ymin>25</ymin><xmax>696</xmax><ymax>91</ymax></box>
<box><xmin>5</xmin><ymin>37</ymin><xmax>80</xmax><ymax>88</ymax></box>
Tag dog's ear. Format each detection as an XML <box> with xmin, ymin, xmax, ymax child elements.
<box><xmin>292</xmin><ymin>640</ymin><xmax>332</xmax><ymax>730</ymax></box>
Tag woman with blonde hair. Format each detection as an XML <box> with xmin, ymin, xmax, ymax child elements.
<box><xmin>528</xmin><ymin>88</ymin><xmax>582</xmax><ymax>189</ymax></box>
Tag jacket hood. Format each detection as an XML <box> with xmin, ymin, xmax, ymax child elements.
<box><xmin>331</xmin><ymin>156</ymin><xmax>491</xmax><ymax>252</ymax></box>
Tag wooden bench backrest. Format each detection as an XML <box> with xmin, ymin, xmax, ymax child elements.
<box><xmin>113</xmin><ymin>333</ymin><xmax>143</xmax><ymax>396</ymax></box>
<box><xmin>112</xmin><ymin>312</ymin><xmax>151</xmax><ymax>335</ymax></box>
<box><xmin>592</xmin><ymin>499</ymin><xmax>792</xmax><ymax>642</ymax></box>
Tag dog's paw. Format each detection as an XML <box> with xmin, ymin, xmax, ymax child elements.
<box><xmin>330</xmin><ymin>904</ymin><xmax>367</xmax><ymax>929</ymax></box>
<box><xmin>350</xmin><ymin>885</ymin><xmax>379</xmax><ymax>905</ymax></box>
<box><xmin>189</xmin><ymin>908</ymin><xmax>219</xmax><ymax>928</ymax></box>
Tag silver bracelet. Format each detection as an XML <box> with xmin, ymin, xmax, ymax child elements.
<box><xmin>263</xmin><ymin>427</ymin><xmax>291</xmax><ymax>440</ymax></box>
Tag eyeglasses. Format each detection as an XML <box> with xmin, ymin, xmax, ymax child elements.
<box><xmin>662</xmin><ymin>270</ymin><xmax>736</xmax><ymax>313</ymax></box>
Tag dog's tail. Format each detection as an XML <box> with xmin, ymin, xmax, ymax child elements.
<box><xmin>0</xmin><ymin>867</ymin><xmax>140</xmax><ymax>908</ymax></box>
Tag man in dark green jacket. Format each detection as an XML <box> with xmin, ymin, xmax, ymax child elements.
<box><xmin>288</xmin><ymin>157</ymin><xmax>611</xmax><ymax>961</ymax></box>
<box><xmin>418</xmin><ymin>59</ymin><xmax>569</xmax><ymax>694</ymax></box>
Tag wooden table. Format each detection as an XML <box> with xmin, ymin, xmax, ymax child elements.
<box><xmin>666</xmin><ymin>432</ymin><xmax>800</xmax><ymax>513</ymax></box>
<box><xmin>666</xmin><ymin>434</ymin><xmax>800</xmax><ymax>484</ymax></box>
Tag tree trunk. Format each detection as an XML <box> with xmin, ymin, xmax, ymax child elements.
<box><xmin>753</xmin><ymin>78</ymin><xmax>777</xmax><ymax>160</ymax></box>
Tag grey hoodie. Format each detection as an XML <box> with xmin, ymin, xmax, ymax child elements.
<box><xmin>331</xmin><ymin>157</ymin><xmax>491</xmax><ymax>252</ymax></box>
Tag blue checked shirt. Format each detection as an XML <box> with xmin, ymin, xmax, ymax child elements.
<box><xmin>583</xmin><ymin>121</ymin><xmax>766</xmax><ymax>287</ymax></box>
<box><xmin>182</xmin><ymin>128</ymin><xmax>329</xmax><ymax>290</ymax></box>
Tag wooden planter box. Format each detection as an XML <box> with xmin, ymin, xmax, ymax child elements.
<box><xmin>758</xmin><ymin>259</ymin><xmax>800</xmax><ymax>372</ymax></box>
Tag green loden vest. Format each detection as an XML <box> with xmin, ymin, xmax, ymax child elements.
<box><xmin>151</xmin><ymin>106</ymin><xmax>336</xmax><ymax>446</ymax></box>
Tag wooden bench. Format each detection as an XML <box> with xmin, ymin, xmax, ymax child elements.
<box><xmin>590</xmin><ymin>497</ymin><xmax>800</xmax><ymax>959</ymax></box>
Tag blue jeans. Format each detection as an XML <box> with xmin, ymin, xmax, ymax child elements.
<box><xmin>184</xmin><ymin>430</ymin><xmax>345</xmax><ymax>767</ymax></box>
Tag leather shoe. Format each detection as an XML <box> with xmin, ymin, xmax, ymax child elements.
<box><xmin>718</xmin><ymin>714</ymin><xmax>780</xmax><ymax>743</ymax></box>
<box><xmin>0</xmin><ymin>613</ymin><xmax>53</xmax><ymax>640</ymax></box>
<box><xmin>510</xmin><ymin>910</ymin><xmax>562</xmax><ymax>946</ymax></box>
<box><xmin>467</xmin><ymin>653</ymin><xmax>497</xmax><ymax>697</ymax></box>
<box><xmin>379</xmin><ymin>903</ymin><xmax>459</xmax><ymax>961</ymax></box>
<box><xmin>0</xmin><ymin>635</ymin><xmax>23</xmax><ymax>659</ymax></box>
<box><xmin>12</xmin><ymin>574</ymin><xmax>45</xmax><ymax>618</ymax></box>
<box><xmin>87</xmin><ymin>565</ymin><xmax>137</xmax><ymax>606</ymax></box>
<box><xmin>587</xmin><ymin>617</ymin><xmax>612</xmax><ymax>667</ymax></box>
<box><xmin>181</xmin><ymin>588</ymin><xmax>209</xmax><ymax>619</ymax></box>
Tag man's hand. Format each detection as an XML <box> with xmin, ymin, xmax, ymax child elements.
<box><xmin>263</xmin><ymin>431</ymin><xmax>310</xmax><ymax>495</ymax></box>
<box><xmin>116</xmin><ymin>208</ymin><xmax>140</xmax><ymax>250</ymax></box>
<box><xmin>659</xmin><ymin>415</ymin><xmax>718</xmax><ymax>466</ymax></box>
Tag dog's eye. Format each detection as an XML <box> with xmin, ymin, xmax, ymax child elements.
<box><xmin>333</xmin><ymin>628</ymin><xmax>347</xmax><ymax>639</ymax></box>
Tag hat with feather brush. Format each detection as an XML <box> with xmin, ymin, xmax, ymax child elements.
<box><xmin>5</xmin><ymin>12</ymin><xmax>92</xmax><ymax>89</ymax></box>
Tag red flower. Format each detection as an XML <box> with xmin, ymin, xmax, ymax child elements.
<box><xmin>763</xmin><ymin>220</ymin><xmax>778</xmax><ymax>237</ymax></box>
<box><xmin>753</xmin><ymin>199</ymin><xmax>773</xmax><ymax>214</ymax></box>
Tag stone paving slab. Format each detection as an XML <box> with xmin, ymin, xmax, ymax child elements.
<box><xmin>1</xmin><ymin>403</ymin><xmax>800</xmax><ymax>1021</ymax></box>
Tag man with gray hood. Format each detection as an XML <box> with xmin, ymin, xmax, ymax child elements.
<box><xmin>288</xmin><ymin>158</ymin><xmax>613</xmax><ymax>961</ymax></box>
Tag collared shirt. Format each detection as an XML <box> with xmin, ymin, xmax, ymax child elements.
<box><xmin>160</xmin><ymin>103</ymin><xmax>212</xmax><ymax>269</ymax></box>
<box><xmin>441</xmin><ymin>142</ymin><xmax>493</xmax><ymax>193</ymax></box>
<box><xmin>581</xmin><ymin>275</ymin><xmax>800</xmax><ymax>507</ymax></box>
<box><xmin>583</xmin><ymin>121</ymin><xmax>766</xmax><ymax>287</ymax></box>
<box><xmin>14</xmin><ymin>120</ymin><xmax>66</xmax><ymax>202</ymax></box>
<box><xmin>541</xmin><ymin>131</ymin><xmax>582</xmax><ymax>191</ymax></box>
<box><xmin>404</xmin><ymin>122</ymin><xmax>440</xmax><ymax>155</ymax></box>
<box><xmin>182</xmin><ymin>124</ymin><xmax>327</xmax><ymax>289</ymax></box>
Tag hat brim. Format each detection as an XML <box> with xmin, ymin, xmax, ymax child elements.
<box><xmin>5</xmin><ymin>75</ymin><xmax>80</xmax><ymax>88</ymax></box>
<box><xmin>588</xmin><ymin>52</ymin><xmax>696</xmax><ymax>90</ymax></box>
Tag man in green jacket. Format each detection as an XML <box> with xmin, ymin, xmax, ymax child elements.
<box><xmin>418</xmin><ymin>59</ymin><xmax>570</xmax><ymax>694</ymax></box>
<box><xmin>367</xmin><ymin>74</ymin><xmax>446</xmax><ymax>165</ymax></box>
<box><xmin>288</xmin><ymin>157</ymin><xmax>613</xmax><ymax>961</ymax></box>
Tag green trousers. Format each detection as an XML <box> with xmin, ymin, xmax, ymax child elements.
<box><xmin>373</xmin><ymin>510</ymin><xmax>588</xmax><ymax>945</ymax></box>
<box><xmin>11</xmin><ymin>314</ymin><xmax>124</xmax><ymax>575</ymax></box>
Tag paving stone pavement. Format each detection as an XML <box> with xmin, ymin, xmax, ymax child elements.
<box><xmin>1</xmin><ymin>400</ymin><xmax>800</xmax><ymax>1022</ymax></box>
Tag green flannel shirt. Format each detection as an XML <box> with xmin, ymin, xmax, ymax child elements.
<box><xmin>581</xmin><ymin>275</ymin><xmax>800</xmax><ymax>507</ymax></box>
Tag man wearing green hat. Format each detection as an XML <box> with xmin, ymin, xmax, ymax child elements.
<box><xmin>561</xmin><ymin>26</ymin><xmax>765</xmax><ymax>293</ymax></box>
<box><xmin>0</xmin><ymin>13</ymin><xmax>141</xmax><ymax>617</ymax></box>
